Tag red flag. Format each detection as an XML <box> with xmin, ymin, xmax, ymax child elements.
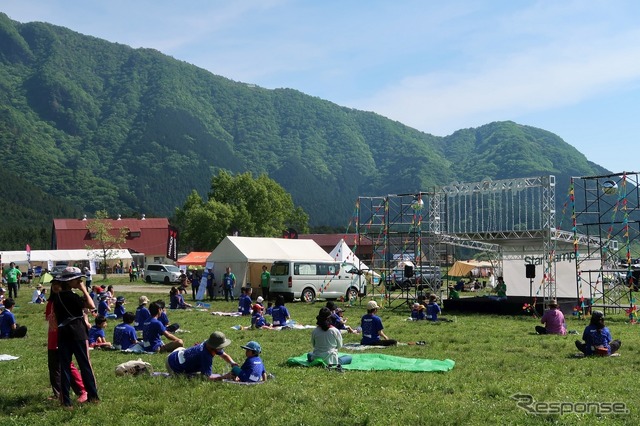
<box><xmin>26</xmin><ymin>244</ymin><xmax>31</xmax><ymax>253</ymax></box>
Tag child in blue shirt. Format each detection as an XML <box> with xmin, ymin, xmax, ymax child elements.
<box><xmin>334</xmin><ymin>307</ymin><xmax>357</xmax><ymax>333</ymax></box>
<box><xmin>114</xmin><ymin>296</ymin><xmax>126</xmax><ymax>318</ymax></box>
<box><xmin>97</xmin><ymin>294</ymin><xmax>116</xmax><ymax>319</ymax></box>
<box><xmin>216</xmin><ymin>340</ymin><xmax>267</xmax><ymax>382</ymax></box>
<box><xmin>411</xmin><ymin>303</ymin><xmax>426</xmax><ymax>320</ymax></box>
<box><xmin>0</xmin><ymin>299</ymin><xmax>27</xmax><ymax>338</ymax></box>
<box><xmin>134</xmin><ymin>296</ymin><xmax>151</xmax><ymax>332</ymax></box>
<box><xmin>142</xmin><ymin>302</ymin><xmax>183</xmax><ymax>353</ymax></box>
<box><xmin>238</xmin><ymin>287</ymin><xmax>253</xmax><ymax>316</ymax></box>
<box><xmin>113</xmin><ymin>312</ymin><xmax>138</xmax><ymax>350</ymax></box>
<box><xmin>360</xmin><ymin>300</ymin><xmax>396</xmax><ymax>346</ymax></box>
<box><xmin>251</xmin><ymin>304</ymin><xmax>274</xmax><ymax>329</ymax></box>
<box><xmin>426</xmin><ymin>294</ymin><xmax>450</xmax><ymax>322</ymax></box>
<box><xmin>271</xmin><ymin>295</ymin><xmax>291</xmax><ymax>327</ymax></box>
<box><xmin>88</xmin><ymin>316</ymin><xmax>112</xmax><ymax>348</ymax></box>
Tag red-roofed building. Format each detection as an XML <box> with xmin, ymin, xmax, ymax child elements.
<box><xmin>52</xmin><ymin>217</ymin><xmax>174</xmax><ymax>266</ymax></box>
<box><xmin>298</xmin><ymin>233</ymin><xmax>373</xmax><ymax>263</ymax></box>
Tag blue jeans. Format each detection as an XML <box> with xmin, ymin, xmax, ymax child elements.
<box><xmin>224</xmin><ymin>286</ymin><xmax>234</xmax><ymax>301</ymax></box>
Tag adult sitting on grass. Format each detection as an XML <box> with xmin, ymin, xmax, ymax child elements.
<box><xmin>142</xmin><ymin>302</ymin><xmax>183</xmax><ymax>353</ymax></box>
<box><xmin>165</xmin><ymin>331</ymin><xmax>238</xmax><ymax>380</ymax></box>
<box><xmin>535</xmin><ymin>299</ymin><xmax>566</xmax><ymax>335</ymax></box>
<box><xmin>360</xmin><ymin>300</ymin><xmax>397</xmax><ymax>346</ymax></box>
<box><xmin>575</xmin><ymin>311</ymin><xmax>621</xmax><ymax>356</ymax></box>
<box><xmin>308</xmin><ymin>307</ymin><xmax>351</xmax><ymax>367</ymax></box>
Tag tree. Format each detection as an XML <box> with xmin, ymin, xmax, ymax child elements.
<box><xmin>85</xmin><ymin>210</ymin><xmax>129</xmax><ymax>279</ymax></box>
<box><xmin>175</xmin><ymin>171</ymin><xmax>309</xmax><ymax>250</ymax></box>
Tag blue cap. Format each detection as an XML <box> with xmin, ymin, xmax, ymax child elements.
<box><xmin>240</xmin><ymin>341</ymin><xmax>262</xmax><ymax>354</ymax></box>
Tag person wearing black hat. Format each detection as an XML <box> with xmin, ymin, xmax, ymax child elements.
<box><xmin>575</xmin><ymin>311</ymin><xmax>621</xmax><ymax>356</ymax></box>
<box><xmin>166</xmin><ymin>331</ymin><xmax>238</xmax><ymax>380</ymax></box>
<box><xmin>51</xmin><ymin>266</ymin><xmax>100</xmax><ymax>406</ymax></box>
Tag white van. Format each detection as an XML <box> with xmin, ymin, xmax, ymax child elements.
<box><xmin>269</xmin><ymin>260</ymin><xmax>367</xmax><ymax>302</ymax></box>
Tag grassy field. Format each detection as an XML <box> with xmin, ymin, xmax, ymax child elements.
<box><xmin>0</xmin><ymin>279</ymin><xmax>637</xmax><ymax>425</ymax></box>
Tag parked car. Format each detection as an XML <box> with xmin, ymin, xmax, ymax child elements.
<box><xmin>50</xmin><ymin>264</ymin><xmax>69</xmax><ymax>277</ymax></box>
<box><xmin>19</xmin><ymin>269</ymin><xmax>33</xmax><ymax>284</ymax></box>
<box><xmin>387</xmin><ymin>266</ymin><xmax>442</xmax><ymax>291</ymax></box>
<box><xmin>144</xmin><ymin>264</ymin><xmax>182</xmax><ymax>284</ymax></box>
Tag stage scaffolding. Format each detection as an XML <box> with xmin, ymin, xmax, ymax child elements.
<box><xmin>571</xmin><ymin>172</ymin><xmax>640</xmax><ymax>314</ymax></box>
<box><xmin>357</xmin><ymin>175</ymin><xmax>558</xmax><ymax>304</ymax></box>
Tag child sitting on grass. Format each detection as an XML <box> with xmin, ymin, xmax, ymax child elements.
<box><xmin>88</xmin><ymin>316</ymin><xmax>112</xmax><ymax>348</ymax></box>
<box><xmin>251</xmin><ymin>304</ymin><xmax>275</xmax><ymax>330</ymax></box>
<box><xmin>334</xmin><ymin>307</ymin><xmax>358</xmax><ymax>333</ymax></box>
<box><xmin>426</xmin><ymin>294</ymin><xmax>451</xmax><ymax>322</ymax></box>
<box><xmin>410</xmin><ymin>303</ymin><xmax>426</xmax><ymax>321</ymax></box>
<box><xmin>271</xmin><ymin>295</ymin><xmax>291</xmax><ymax>327</ymax></box>
<box><xmin>113</xmin><ymin>312</ymin><xmax>138</xmax><ymax>350</ymax></box>
<box><xmin>114</xmin><ymin>296</ymin><xmax>126</xmax><ymax>319</ymax></box>
<box><xmin>0</xmin><ymin>299</ymin><xmax>27</xmax><ymax>338</ymax></box>
<box><xmin>215</xmin><ymin>340</ymin><xmax>267</xmax><ymax>382</ymax></box>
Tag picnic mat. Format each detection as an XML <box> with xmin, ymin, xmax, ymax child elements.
<box><xmin>287</xmin><ymin>353</ymin><xmax>455</xmax><ymax>372</ymax></box>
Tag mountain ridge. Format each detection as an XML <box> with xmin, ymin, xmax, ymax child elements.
<box><xmin>0</xmin><ymin>12</ymin><xmax>608</xmax><ymax>249</ymax></box>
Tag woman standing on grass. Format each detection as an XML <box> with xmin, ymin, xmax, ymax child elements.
<box><xmin>52</xmin><ymin>267</ymin><xmax>100</xmax><ymax>407</ymax></box>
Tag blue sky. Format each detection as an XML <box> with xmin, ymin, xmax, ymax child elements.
<box><xmin>4</xmin><ymin>0</ymin><xmax>640</xmax><ymax>173</ymax></box>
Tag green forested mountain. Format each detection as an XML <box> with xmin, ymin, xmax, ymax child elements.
<box><xmin>0</xmin><ymin>13</ymin><xmax>608</xmax><ymax>249</ymax></box>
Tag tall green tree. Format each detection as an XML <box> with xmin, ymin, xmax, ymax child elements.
<box><xmin>85</xmin><ymin>210</ymin><xmax>129</xmax><ymax>279</ymax></box>
<box><xmin>175</xmin><ymin>171</ymin><xmax>309</xmax><ymax>250</ymax></box>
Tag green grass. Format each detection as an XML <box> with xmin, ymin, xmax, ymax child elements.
<box><xmin>1</xmin><ymin>280</ymin><xmax>638</xmax><ymax>425</ymax></box>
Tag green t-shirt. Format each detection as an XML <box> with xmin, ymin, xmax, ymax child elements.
<box><xmin>261</xmin><ymin>271</ymin><xmax>271</xmax><ymax>288</ymax></box>
<box><xmin>5</xmin><ymin>267</ymin><xmax>21</xmax><ymax>284</ymax></box>
<box><xmin>496</xmin><ymin>282</ymin><xmax>507</xmax><ymax>297</ymax></box>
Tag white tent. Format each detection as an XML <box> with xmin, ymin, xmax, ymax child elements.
<box><xmin>207</xmin><ymin>236</ymin><xmax>333</xmax><ymax>297</ymax></box>
<box><xmin>0</xmin><ymin>249</ymin><xmax>132</xmax><ymax>266</ymax></box>
<box><xmin>329</xmin><ymin>239</ymin><xmax>380</xmax><ymax>283</ymax></box>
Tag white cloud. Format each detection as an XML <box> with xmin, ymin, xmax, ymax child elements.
<box><xmin>349</xmin><ymin>10</ymin><xmax>640</xmax><ymax>136</ymax></box>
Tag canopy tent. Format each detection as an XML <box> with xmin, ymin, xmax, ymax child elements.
<box><xmin>329</xmin><ymin>239</ymin><xmax>380</xmax><ymax>282</ymax></box>
<box><xmin>176</xmin><ymin>251</ymin><xmax>211</xmax><ymax>266</ymax></box>
<box><xmin>0</xmin><ymin>249</ymin><xmax>132</xmax><ymax>266</ymax></box>
<box><xmin>447</xmin><ymin>260</ymin><xmax>494</xmax><ymax>278</ymax></box>
<box><xmin>207</xmin><ymin>236</ymin><xmax>333</xmax><ymax>297</ymax></box>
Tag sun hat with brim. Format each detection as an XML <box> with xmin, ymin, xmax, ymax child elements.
<box><xmin>367</xmin><ymin>300</ymin><xmax>379</xmax><ymax>310</ymax></box>
<box><xmin>52</xmin><ymin>266</ymin><xmax>85</xmax><ymax>282</ymax></box>
<box><xmin>241</xmin><ymin>341</ymin><xmax>262</xmax><ymax>354</ymax></box>
<box><xmin>138</xmin><ymin>296</ymin><xmax>150</xmax><ymax>305</ymax></box>
<box><xmin>206</xmin><ymin>331</ymin><xmax>231</xmax><ymax>350</ymax></box>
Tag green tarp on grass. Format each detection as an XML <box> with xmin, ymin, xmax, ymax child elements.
<box><xmin>287</xmin><ymin>353</ymin><xmax>455</xmax><ymax>372</ymax></box>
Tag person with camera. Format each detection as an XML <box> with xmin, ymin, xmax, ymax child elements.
<box><xmin>51</xmin><ymin>266</ymin><xmax>100</xmax><ymax>407</ymax></box>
